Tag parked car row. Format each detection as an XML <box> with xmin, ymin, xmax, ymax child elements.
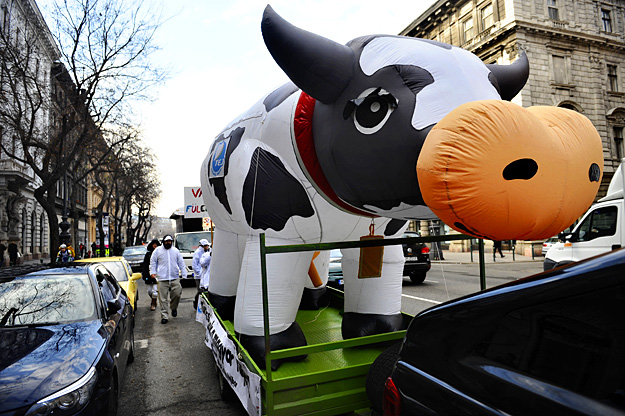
<box><xmin>0</xmin><ymin>260</ymin><xmax>137</xmax><ymax>416</ymax></box>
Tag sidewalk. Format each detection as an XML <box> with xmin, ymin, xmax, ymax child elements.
<box><xmin>431</xmin><ymin>249</ymin><xmax>543</xmax><ymax>264</ymax></box>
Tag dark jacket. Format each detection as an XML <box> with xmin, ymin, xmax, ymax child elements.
<box><xmin>142</xmin><ymin>239</ymin><xmax>160</xmax><ymax>284</ymax></box>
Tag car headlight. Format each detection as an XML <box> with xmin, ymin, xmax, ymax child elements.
<box><xmin>25</xmin><ymin>367</ymin><xmax>97</xmax><ymax>416</ymax></box>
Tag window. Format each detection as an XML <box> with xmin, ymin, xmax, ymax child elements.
<box><xmin>615</xmin><ymin>127</ymin><xmax>624</xmax><ymax>160</ymax></box>
<box><xmin>602</xmin><ymin>9</ymin><xmax>612</xmax><ymax>32</ymax></box>
<box><xmin>463</xmin><ymin>17</ymin><xmax>474</xmax><ymax>42</ymax></box>
<box><xmin>552</xmin><ymin>55</ymin><xmax>568</xmax><ymax>84</ymax></box>
<box><xmin>577</xmin><ymin>206</ymin><xmax>618</xmax><ymax>242</ymax></box>
<box><xmin>547</xmin><ymin>0</ymin><xmax>559</xmax><ymax>20</ymax></box>
<box><xmin>608</xmin><ymin>65</ymin><xmax>618</xmax><ymax>92</ymax></box>
<box><xmin>30</xmin><ymin>211</ymin><xmax>35</xmax><ymax>253</ymax></box>
<box><xmin>481</xmin><ymin>4</ymin><xmax>494</xmax><ymax>30</ymax></box>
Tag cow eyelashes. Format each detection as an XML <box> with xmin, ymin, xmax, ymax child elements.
<box><xmin>343</xmin><ymin>88</ymin><xmax>398</xmax><ymax>134</ymax></box>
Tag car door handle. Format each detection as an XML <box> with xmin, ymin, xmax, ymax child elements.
<box><xmin>612</xmin><ymin>245</ymin><xmax>621</xmax><ymax>250</ymax></box>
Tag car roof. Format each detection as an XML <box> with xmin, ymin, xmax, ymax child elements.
<box><xmin>0</xmin><ymin>263</ymin><xmax>95</xmax><ymax>282</ymax></box>
<box><xmin>75</xmin><ymin>256</ymin><xmax>125</xmax><ymax>263</ymax></box>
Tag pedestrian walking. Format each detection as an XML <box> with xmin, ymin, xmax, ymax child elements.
<box><xmin>8</xmin><ymin>243</ymin><xmax>18</xmax><ymax>266</ymax></box>
<box><xmin>56</xmin><ymin>244</ymin><xmax>75</xmax><ymax>262</ymax></box>
<box><xmin>199</xmin><ymin>246</ymin><xmax>211</xmax><ymax>297</ymax></box>
<box><xmin>142</xmin><ymin>239</ymin><xmax>161</xmax><ymax>311</ymax></box>
<box><xmin>191</xmin><ymin>238</ymin><xmax>211</xmax><ymax>309</ymax></box>
<box><xmin>150</xmin><ymin>235</ymin><xmax>187</xmax><ymax>324</ymax></box>
<box><xmin>493</xmin><ymin>240</ymin><xmax>505</xmax><ymax>258</ymax></box>
<box><xmin>0</xmin><ymin>243</ymin><xmax>5</xmax><ymax>267</ymax></box>
<box><xmin>79</xmin><ymin>243</ymin><xmax>86</xmax><ymax>259</ymax></box>
<box><xmin>91</xmin><ymin>242</ymin><xmax>97</xmax><ymax>257</ymax></box>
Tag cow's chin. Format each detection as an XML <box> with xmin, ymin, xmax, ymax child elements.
<box><xmin>416</xmin><ymin>100</ymin><xmax>603</xmax><ymax>241</ymax></box>
<box><xmin>360</xmin><ymin>202</ymin><xmax>437</xmax><ymax>221</ymax></box>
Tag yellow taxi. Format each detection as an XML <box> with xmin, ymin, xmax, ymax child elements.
<box><xmin>76</xmin><ymin>256</ymin><xmax>142</xmax><ymax>311</ymax></box>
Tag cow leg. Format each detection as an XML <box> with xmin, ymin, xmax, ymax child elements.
<box><xmin>234</xmin><ymin>235</ymin><xmax>314</xmax><ymax>369</ymax></box>
<box><xmin>207</xmin><ymin>227</ymin><xmax>246</xmax><ymax>320</ymax></box>
<box><xmin>300</xmin><ymin>250</ymin><xmax>331</xmax><ymax>310</ymax></box>
<box><xmin>340</xmin><ymin>244</ymin><xmax>406</xmax><ymax>339</ymax></box>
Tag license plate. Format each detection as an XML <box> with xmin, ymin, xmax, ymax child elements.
<box><xmin>406</xmin><ymin>257</ymin><xmax>420</xmax><ymax>261</ymax></box>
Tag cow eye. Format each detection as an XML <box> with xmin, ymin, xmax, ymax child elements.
<box><xmin>343</xmin><ymin>88</ymin><xmax>398</xmax><ymax>134</ymax></box>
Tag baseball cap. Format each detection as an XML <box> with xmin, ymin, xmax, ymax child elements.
<box><xmin>163</xmin><ymin>235</ymin><xmax>173</xmax><ymax>242</ymax></box>
<box><xmin>199</xmin><ymin>239</ymin><xmax>209</xmax><ymax>246</ymax></box>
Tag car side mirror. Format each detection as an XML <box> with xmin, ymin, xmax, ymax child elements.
<box><xmin>106</xmin><ymin>297</ymin><xmax>123</xmax><ymax>315</ymax></box>
<box><xmin>131</xmin><ymin>272</ymin><xmax>142</xmax><ymax>281</ymax></box>
<box><xmin>560</xmin><ymin>232</ymin><xmax>577</xmax><ymax>243</ymax></box>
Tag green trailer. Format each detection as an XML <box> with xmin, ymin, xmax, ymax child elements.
<box><xmin>197</xmin><ymin>233</ymin><xmax>485</xmax><ymax>415</ymax></box>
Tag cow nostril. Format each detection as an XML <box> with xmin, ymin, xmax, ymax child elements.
<box><xmin>502</xmin><ymin>158</ymin><xmax>538</xmax><ymax>181</ymax></box>
<box><xmin>589</xmin><ymin>163</ymin><xmax>600</xmax><ymax>182</ymax></box>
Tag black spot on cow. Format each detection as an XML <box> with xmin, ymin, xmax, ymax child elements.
<box><xmin>208</xmin><ymin>127</ymin><xmax>245</xmax><ymax>214</ymax></box>
<box><xmin>242</xmin><ymin>148</ymin><xmax>314</xmax><ymax>231</ymax></box>
<box><xmin>395</xmin><ymin>65</ymin><xmax>434</xmax><ymax>95</ymax></box>
<box><xmin>384</xmin><ymin>219</ymin><xmax>407</xmax><ymax>236</ymax></box>
<box><xmin>264</xmin><ymin>82</ymin><xmax>299</xmax><ymax>112</ymax></box>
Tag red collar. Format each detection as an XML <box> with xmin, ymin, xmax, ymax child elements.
<box><xmin>293</xmin><ymin>92</ymin><xmax>376</xmax><ymax>218</ymax></box>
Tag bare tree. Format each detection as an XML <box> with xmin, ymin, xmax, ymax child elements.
<box><xmin>0</xmin><ymin>0</ymin><xmax>166</xmax><ymax>261</ymax></box>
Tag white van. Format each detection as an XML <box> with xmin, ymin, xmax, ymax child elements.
<box><xmin>173</xmin><ymin>231</ymin><xmax>213</xmax><ymax>278</ymax></box>
<box><xmin>544</xmin><ymin>161</ymin><xmax>624</xmax><ymax>270</ymax></box>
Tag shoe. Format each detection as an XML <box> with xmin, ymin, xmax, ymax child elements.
<box><xmin>161</xmin><ymin>318</ymin><xmax>168</xmax><ymax>324</ymax></box>
<box><xmin>150</xmin><ymin>298</ymin><xmax>157</xmax><ymax>311</ymax></box>
<box><xmin>501</xmin><ymin>255</ymin><xmax>505</xmax><ymax>258</ymax></box>
<box><xmin>172</xmin><ymin>309</ymin><xmax>177</xmax><ymax>317</ymax></box>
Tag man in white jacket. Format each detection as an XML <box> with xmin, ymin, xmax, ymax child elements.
<box><xmin>150</xmin><ymin>234</ymin><xmax>187</xmax><ymax>324</ymax></box>
<box><xmin>192</xmin><ymin>239</ymin><xmax>211</xmax><ymax>309</ymax></box>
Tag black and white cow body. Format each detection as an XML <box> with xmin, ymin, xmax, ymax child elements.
<box><xmin>200</xmin><ymin>6</ymin><xmax>530</xmax><ymax>368</ymax></box>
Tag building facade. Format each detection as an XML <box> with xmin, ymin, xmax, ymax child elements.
<box><xmin>401</xmin><ymin>0</ymin><xmax>625</xmax><ymax>195</ymax></box>
<box><xmin>0</xmin><ymin>0</ymin><xmax>60</xmax><ymax>262</ymax></box>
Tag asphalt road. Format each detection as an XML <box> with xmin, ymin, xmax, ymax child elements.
<box><xmin>118</xmin><ymin>282</ymin><xmax>247</xmax><ymax>416</ymax></box>
<box><xmin>117</xmin><ymin>259</ymin><xmax>543</xmax><ymax>415</ymax></box>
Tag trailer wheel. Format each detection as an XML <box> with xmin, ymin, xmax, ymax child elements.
<box><xmin>366</xmin><ymin>343</ymin><xmax>401</xmax><ymax>414</ymax></box>
<box><xmin>215</xmin><ymin>363</ymin><xmax>237</xmax><ymax>402</ymax></box>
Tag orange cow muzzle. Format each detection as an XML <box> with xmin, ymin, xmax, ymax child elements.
<box><xmin>416</xmin><ymin>100</ymin><xmax>603</xmax><ymax>240</ymax></box>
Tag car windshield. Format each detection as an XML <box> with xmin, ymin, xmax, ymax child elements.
<box><xmin>175</xmin><ymin>233</ymin><xmax>212</xmax><ymax>253</ymax></box>
<box><xmin>329</xmin><ymin>249</ymin><xmax>342</xmax><ymax>260</ymax></box>
<box><xmin>0</xmin><ymin>274</ymin><xmax>96</xmax><ymax>327</ymax></box>
<box><xmin>123</xmin><ymin>246</ymin><xmax>146</xmax><ymax>256</ymax></box>
<box><xmin>102</xmin><ymin>262</ymin><xmax>128</xmax><ymax>282</ymax></box>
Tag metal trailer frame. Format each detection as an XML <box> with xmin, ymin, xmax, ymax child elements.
<box><xmin>203</xmin><ymin>233</ymin><xmax>485</xmax><ymax>415</ymax></box>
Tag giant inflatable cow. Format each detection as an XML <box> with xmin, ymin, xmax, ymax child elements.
<box><xmin>200</xmin><ymin>6</ymin><xmax>603</xmax><ymax>368</ymax></box>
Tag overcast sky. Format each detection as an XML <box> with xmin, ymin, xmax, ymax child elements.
<box><xmin>82</xmin><ymin>1</ymin><xmax>436</xmax><ymax>217</ymax></box>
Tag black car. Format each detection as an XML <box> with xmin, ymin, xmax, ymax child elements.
<box><xmin>0</xmin><ymin>263</ymin><xmax>135</xmax><ymax>416</ymax></box>
<box><xmin>401</xmin><ymin>231</ymin><xmax>431</xmax><ymax>284</ymax></box>
<box><xmin>366</xmin><ymin>248</ymin><xmax>625</xmax><ymax>415</ymax></box>
<box><xmin>122</xmin><ymin>245</ymin><xmax>147</xmax><ymax>272</ymax></box>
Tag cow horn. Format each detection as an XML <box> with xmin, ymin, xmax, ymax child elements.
<box><xmin>486</xmin><ymin>52</ymin><xmax>529</xmax><ymax>101</ymax></box>
<box><xmin>261</xmin><ymin>5</ymin><xmax>355</xmax><ymax>104</ymax></box>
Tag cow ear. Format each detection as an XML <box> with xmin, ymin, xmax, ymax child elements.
<box><xmin>261</xmin><ymin>5</ymin><xmax>355</xmax><ymax>104</ymax></box>
<box><xmin>486</xmin><ymin>52</ymin><xmax>529</xmax><ymax>101</ymax></box>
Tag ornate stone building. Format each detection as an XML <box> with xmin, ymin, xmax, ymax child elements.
<box><xmin>401</xmin><ymin>0</ymin><xmax>625</xmax><ymax>196</ymax></box>
<box><xmin>0</xmin><ymin>0</ymin><xmax>59</xmax><ymax>262</ymax></box>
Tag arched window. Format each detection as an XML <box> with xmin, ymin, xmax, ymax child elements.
<box><xmin>558</xmin><ymin>101</ymin><xmax>583</xmax><ymax>113</ymax></box>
